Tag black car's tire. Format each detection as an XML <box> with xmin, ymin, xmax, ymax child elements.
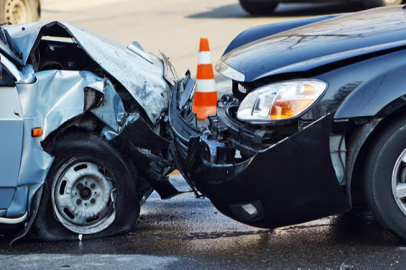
<box><xmin>239</xmin><ymin>0</ymin><xmax>278</xmax><ymax>15</ymax></box>
<box><xmin>0</xmin><ymin>0</ymin><xmax>40</xmax><ymax>24</ymax></box>
<box><xmin>364</xmin><ymin>116</ymin><xmax>406</xmax><ymax>240</ymax></box>
<box><xmin>363</xmin><ymin>0</ymin><xmax>403</xmax><ymax>9</ymax></box>
<box><xmin>31</xmin><ymin>132</ymin><xmax>139</xmax><ymax>241</ymax></box>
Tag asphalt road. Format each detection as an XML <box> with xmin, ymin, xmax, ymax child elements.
<box><xmin>1</xmin><ymin>1</ymin><xmax>405</xmax><ymax>270</ymax></box>
<box><xmin>1</xmin><ymin>176</ymin><xmax>406</xmax><ymax>269</ymax></box>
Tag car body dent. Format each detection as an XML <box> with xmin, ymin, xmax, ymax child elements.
<box><xmin>13</xmin><ymin>69</ymin><xmax>127</xmax><ymax>220</ymax></box>
<box><xmin>0</xmin><ymin>21</ymin><xmax>174</xmax><ymax>241</ymax></box>
<box><xmin>5</xmin><ymin>21</ymin><xmax>171</xmax><ymax>124</ymax></box>
<box><xmin>218</xmin><ymin>6</ymin><xmax>406</xmax><ymax>82</ymax></box>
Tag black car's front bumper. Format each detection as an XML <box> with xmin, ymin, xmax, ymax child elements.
<box><xmin>169</xmin><ymin>77</ymin><xmax>350</xmax><ymax>228</ymax></box>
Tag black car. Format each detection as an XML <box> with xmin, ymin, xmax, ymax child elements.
<box><xmin>169</xmin><ymin>6</ymin><xmax>406</xmax><ymax>240</ymax></box>
<box><xmin>239</xmin><ymin>0</ymin><xmax>404</xmax><ymax>15</ymax></box>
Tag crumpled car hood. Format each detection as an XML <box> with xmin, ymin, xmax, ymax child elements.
<box><xmin>218</xmin><ymin>6</ymin><xmax>406</xmax><ymax>82</ymax></box>
<box><xmin>4</xmin><ymin>21</ymin><xmax>170</xmax><ymax>124</ymax></box>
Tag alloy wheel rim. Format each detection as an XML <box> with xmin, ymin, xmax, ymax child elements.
<box><xmin>391</xmin><ymin>148</ymin><xmax>406</xmax><ymax>216</ymax></box>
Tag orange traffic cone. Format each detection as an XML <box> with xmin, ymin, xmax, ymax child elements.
<box><xmin>192</xmin><ymin>38</ymin><xmax>217</xmax><ymax>120</ymax></box>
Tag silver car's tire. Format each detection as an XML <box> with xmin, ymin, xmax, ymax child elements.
<box><xmin>239</xmin><ymin>0</ymin><xmax>278</xmax><ymax>16</ymax></box>
<box><xmin>0</xmin><ymin>0</ymin><xmax>40</xmax><ymax>24</ymax></box>
<box><xmin>364</xmin><ymin>116</ymin><xmax>406</xmax><ymax>240</ymax></box>
<box><xmin>363</xmin><ymin>0</ymin><xmax>403</xmax><ymax>9</ymax></box>
<box><xmin>31</xmin><ymin>132</ymin><xmax>139</xmax><ymax>241</ymax></box>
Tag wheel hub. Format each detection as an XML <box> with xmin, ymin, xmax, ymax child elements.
<box><xmin>79</xmin><ymin>187</ymin><xmax>92</xmax><ymax>200</ymax></box>
<box><xmin>52</xmin><ymin>160</ymin><xmax>115</xmax><ymax>234</ymax></box>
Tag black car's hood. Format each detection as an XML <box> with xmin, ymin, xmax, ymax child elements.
<box><xmin>217</xmin><ymin>6</ymin><xmax>406</xmax><ymax>82</ymax></box>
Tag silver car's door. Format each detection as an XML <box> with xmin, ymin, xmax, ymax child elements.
<box><xmin>0</xmin><ymin>64</ymin><xmax>23</xmax><ymax>212</ymax></box>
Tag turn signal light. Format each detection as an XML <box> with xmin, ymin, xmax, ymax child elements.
<box><xmin>32</xmin><ymin>128</ymin><xmax>43</xmax><ymax>137</ymax></box>
<box><xmin>270</xmin><ymin>99</ymin><xmax>314</xmax><ymax>119</ymax></box>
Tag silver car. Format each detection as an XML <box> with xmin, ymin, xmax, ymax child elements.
<box><xmin>0</xmin><ymin>21</ymin><xmax>178</xmax><ymax>242</ymax></box>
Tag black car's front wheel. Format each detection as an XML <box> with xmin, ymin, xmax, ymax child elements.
<box><xmin>239</xmin><ymin>0</ymin><xmax>279</xmax><ymax>16</ymax></box>
<box><xmin>31</xmin><ymin>132</ymin><xmax>139</xmax><ymax>241</ymax></box>
<box><xmin>363</xmin><ymin>0</ymin><xmax>403</xmax><ymax>9</ymax></box>
<box><xmin>365</xmin><ymin>116</ymin><xmax>406</xmax><ymax>240</ymax></box>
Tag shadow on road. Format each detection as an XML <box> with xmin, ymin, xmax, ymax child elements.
<box><xmin>187</xmin><ymin>2</ymin><xmax>363</xmax><ymax>19</ymax></box>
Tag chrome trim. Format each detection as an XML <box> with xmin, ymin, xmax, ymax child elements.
<box><xmin>0</xmin><ymin>212</ymin><xmax>28</xmax><ymax>224</ymax></box>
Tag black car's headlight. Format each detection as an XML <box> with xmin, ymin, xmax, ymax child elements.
<box><xmin>237</xmin><ymin>80</ymin><xmax>327</xmax><ymax>123</ymax></box>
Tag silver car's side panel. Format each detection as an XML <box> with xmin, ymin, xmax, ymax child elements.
<box><xmin>0</xmin><ymin>87</ymin><xmax>23</xmax><ymax>180</ymax></box>
<box><xmin>0</xmin><ymin>188</ymin><xmax>15</xmax><ymax>209</ymax></box>
<box><xmin>0</xmin><ymin>84</ymin><xmax>23</xmax><ymax>213</ymax></box>
<box><xmin>6</xmin><ymin>185</ymin><xmax>28</xmax><ymax>217</ymax></box>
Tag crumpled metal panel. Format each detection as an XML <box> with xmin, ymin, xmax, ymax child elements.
<box><xmin>5</xmin><ymin>22</ymin><xmax>170</xmax><ymax>124</ymax></box>
<box><xmin>6</xmin><ymin>185</ymin><xmax>28</xmax><ymax>217</ymax></box>
<box><xmin>4</xmin><ymin>22</ymin><xmax>44</xmax><ymax>64</ymax></box>
<box><xmin>90</xmin><ymin>79</ymin><xmax>126</xmax><ymax>133</ymax></box>
<box><xmin>16</xmin><ymin>69</ymin><xmax>125</xmax><ymax>189</ymax></box>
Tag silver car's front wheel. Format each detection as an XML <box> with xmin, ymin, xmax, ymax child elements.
<box><xmin>31</xmin><ymin>133</ymin><xmax>139</xmax><ymax>241</ymax></box>
<box><xmin>52</xmin><ymin>160</ymin><xmax>115</xmax><ymax>235</ymax></box>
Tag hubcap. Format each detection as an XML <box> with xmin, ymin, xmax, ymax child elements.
<box><xmin>5</xmin><ymin>0</ymin><xmax>31</xmax><ymax>25</ymax></box>
<box><xmin>52</xmin><ymin>160</ymin><xmax>116</xmax><ymax>234</ymax></box>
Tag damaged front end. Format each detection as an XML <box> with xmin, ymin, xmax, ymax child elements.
<box><xmin>169</xmin><ymin>75</ymin><xmax>350</xmax><ymax>228</ymax></box>
<box><xmin>170</xmin><ymin>6</ymin><xmax>406</xmax><ymax>229</ymax></box>
<box><xmin>0</xmin><ymin>21</ymin><xmax>177</xmax><ymax>241</ymax></box>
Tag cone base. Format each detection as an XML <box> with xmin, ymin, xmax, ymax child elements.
<box><xmin>193</xmin><ymin>105</ymin><xmax>217</xmax><ymax>120</ymax></box>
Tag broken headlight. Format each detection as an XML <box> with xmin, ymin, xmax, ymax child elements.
<box><xmin>237</xmin><ymin>80</ymin><xmax>327</xmax><ymax>123</ymax></box>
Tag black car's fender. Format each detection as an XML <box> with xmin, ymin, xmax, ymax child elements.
<box><xmin>302</xmin><ymin>49</ymin><xmax>406</xmax><ymax>121</ymax></box>
<box><xmin>302</xmin><ymin>48</ymin><xmax>406</xmax><ymax>205</ymax></box>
